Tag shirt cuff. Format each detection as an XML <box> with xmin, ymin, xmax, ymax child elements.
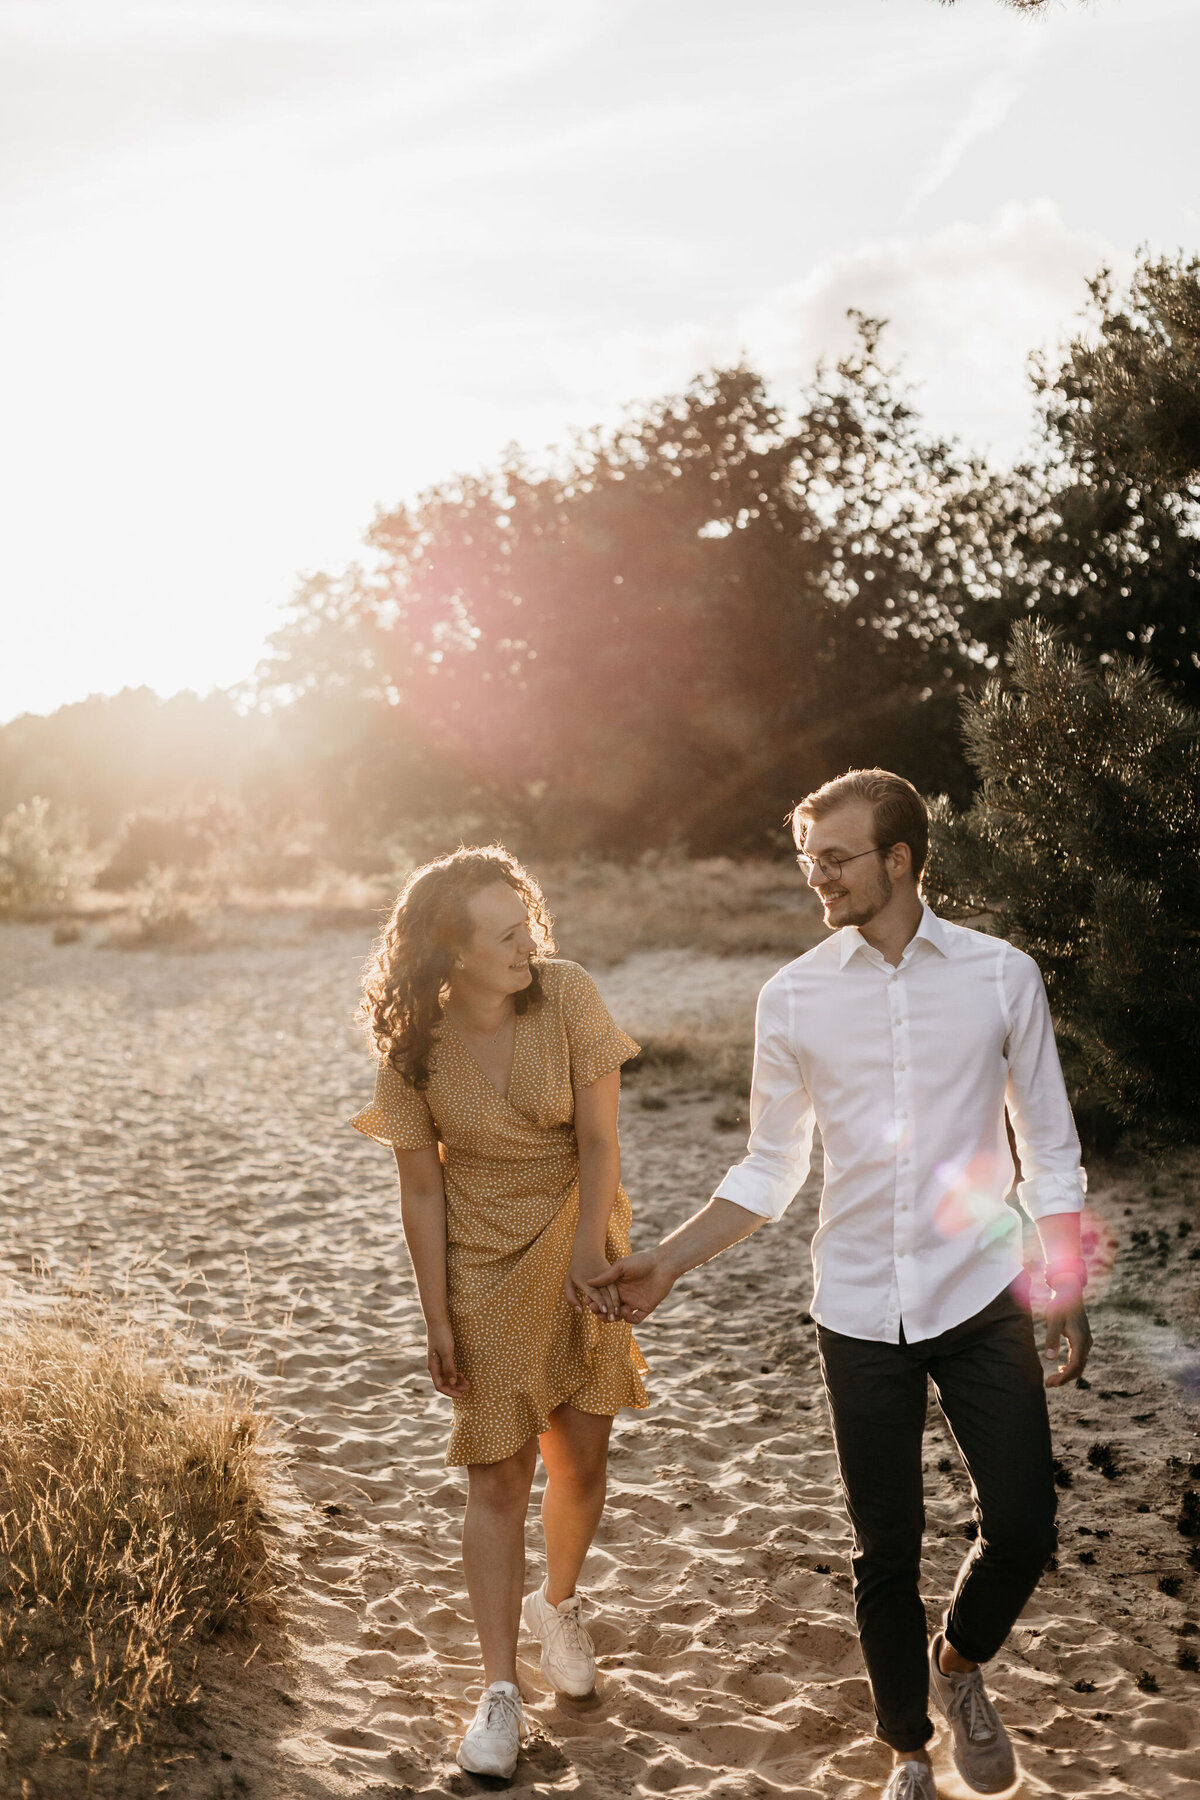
<box><xmin>712</xmin><ymin>1161</ymin><xmax>793</xmax><ymax>1222</ymax></box>
<box><xmin>1017</xmin><ymin>1171</ymin><xmax>1087</xmax><ymax>1219</ymax></box>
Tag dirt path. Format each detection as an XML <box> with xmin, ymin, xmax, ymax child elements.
<box><xmin>3</xmin><ymin>921</ymin><xmax>1200</xmax><ymax>1799</ymax></box>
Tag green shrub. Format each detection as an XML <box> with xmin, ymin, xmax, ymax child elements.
<box><xmin>0</xmin><ymin>796</ymin><xmax>90</xmax><ymax>910</ymax></box>
<box><xmin>96</xmin><ymin>799</ymin><xmax>240</xmax><ymax>890</ymax></box>
<box><xmin>925</xmin><ymin>622</ymin><xmax>1200</xmax><ymax>1142</ymax></box>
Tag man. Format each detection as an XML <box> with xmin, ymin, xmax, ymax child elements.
<box><xmin>592</xmin><ymin>769</ymin><xmax>1090</xmax><ymax>1800</ymax></box>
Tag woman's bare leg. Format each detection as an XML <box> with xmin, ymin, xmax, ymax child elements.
<box><xmin>538</xmin><ymin>1405</ymin><xmax>612</xmax><ymax>1605</ymax></box>
<box><xmin>463</xmin><ymin>1437</ymin><xmax>538</xmax><ymax>1684</ymax></box>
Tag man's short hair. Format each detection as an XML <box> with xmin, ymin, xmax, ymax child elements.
<box><xmin>792</xmin><ymin>768</ymin><xmax>929</xmax><ymax>880</ymax></box>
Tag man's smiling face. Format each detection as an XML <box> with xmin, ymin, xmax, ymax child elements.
<box><xmin>799</xmin><ymin>799</ymin><xmax>895</xmax><ymax>931</ymax></box>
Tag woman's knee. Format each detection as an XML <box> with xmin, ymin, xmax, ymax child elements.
<box><xmin>467</xmin><ymin>1448</ymin><xmax>536</xmax><ymax>1516</ymax></box>
<box><xmin>544</xmin><ymin>1439</ymin><xmax>608</xmax><ymax>1498</ymax></box>
<box><xmin>554</xmin><ymin>1464</ymin><xmax>607</xmax><ymax>1506</ymax></box>
<box><xmin>541</xmin><ymin>1411</ymin><xmax>610</xmax><ymax>1493</ymax></box>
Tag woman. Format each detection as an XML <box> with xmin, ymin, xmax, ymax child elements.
<box><xmin>350</xmin><ymin>844</ymin><xmax>648</xmax><ymax>1779</ymax></box>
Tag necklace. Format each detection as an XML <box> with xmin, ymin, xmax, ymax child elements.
<box><xmin>452</xmin><ymin>1005</ymin><xmax>513</xmax><ymax>1046</ymax></box>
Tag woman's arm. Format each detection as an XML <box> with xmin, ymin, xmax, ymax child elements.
<box><xmin>569</xmin><ymin>1070</ymin><xmax>624</xmax><ymax>1320</ymax></box>
<box><xmin>393</xmin><ymin>1145</ymin><xmax>469</xmax><ymax>1397</ymax></box>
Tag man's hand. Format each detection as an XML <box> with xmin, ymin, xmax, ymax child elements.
<box><xmin>586</xmin><ymin>1200</ymin><xmax>765</xmax><ymax>1323</ymax></box>
<box><xmin>586</xmin><ymin>1249</ymin><xmax>677</xmax><ymax>1323</ymax></box>
<box><xmin>1043</xmin><ymin>1283</ymin><xmax>1092</xmax><ymax>1387</ymax></box>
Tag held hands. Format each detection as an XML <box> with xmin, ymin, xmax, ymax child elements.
<box><xmin>564</xmin><ymin>1244</ymin><xmax>622</xmax><ymax>1321</ymax></box>
<box><xmin>585</xmin><ymin>1249</ymin><xmax>677</xmax><ymax>1324</ymax></box>
<box><xmin>1043</xmin><ymin>1280</ymin><xmax>1093</xmax><ymax>1387</ymax></box>
<box><xmin>426</xmin><ymin>1321</ymin><xmax>470</xmax><ymax>1399</ymax></box>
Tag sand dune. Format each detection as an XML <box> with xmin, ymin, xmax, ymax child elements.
<box><xmin>3</xmin><ymin>920</ymin><xmax>1200</xmax><ymax>1798</ymax></box>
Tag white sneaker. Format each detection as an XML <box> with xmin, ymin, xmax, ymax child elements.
<box><xmin>883</xmin><ymin>1761</ymin><xmax>937</xmax><ymax>1799</ymax></box>
<box><xmin>456</xmin><ymin>1680</ymin><xmax>527</xmax><ymax>1777</ymax></box>
<box><xmin>521</xmin><ymin>1582</ymin><xmax>597</xmax><ymax>1696</ymax></box>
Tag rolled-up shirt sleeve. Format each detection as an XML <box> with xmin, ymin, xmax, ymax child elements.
<box><xmin>1001</xmin><ymin>944</ymin><xmax>1086</xmax><ymax>1219</ymax></box>
<box><xmin>711</xmin><ymin>976</ymin><xmax>814</xmax><ymax>1221</ymax></box>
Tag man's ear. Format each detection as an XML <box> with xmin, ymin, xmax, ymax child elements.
<box><xmin>888</xmin><ymin>841</ymin><xmax>915</xmax><ymax>882</ymax></box>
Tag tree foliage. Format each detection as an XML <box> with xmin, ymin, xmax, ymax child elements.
<box><xmin>990</xmin><ymin>255</ymin><xmax>1200</xmax><ymax>702</ymax></box>
<box><xmin>1</xmin><ymin>252</ymin><xmax>1197</xmax><ymax>883</ymax></box>
<box><xmin>925</xmin><ymin>623</ymin><xmax>1200</xmax><ymax>1141</ymax></box>
<box><xmin>0</xmin><ymin>689</ymin><xmax>257</xmax><ymax>840</ymax></box>
<box><xmin>256</xmin><ymin>330</ymin><xmax>987</xmax><ymax>857</ymax></box>
<box><xmin>938</xmin><ymin>0</ymin><xmax>1083</xmax><ymax>10</ymax></box>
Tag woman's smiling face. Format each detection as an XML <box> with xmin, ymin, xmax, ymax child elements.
<box><xmin>456</xmin><ymin>880</ymin><xmax>537</xmax><ymax>995</ymax></box>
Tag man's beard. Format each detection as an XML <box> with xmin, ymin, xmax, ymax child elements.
<box><xmin>828</xmin><ymin>867</ymin><xmax>894</xmax><ymax>927</ymax></box>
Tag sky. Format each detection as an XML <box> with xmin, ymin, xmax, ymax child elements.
<box><xmin>2</xmin><ymin>0</ymin><xmax>1197</xmax><ymax>722</ymax></box>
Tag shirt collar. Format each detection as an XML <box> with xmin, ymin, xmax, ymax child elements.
<box><xmin>837</xmin><ymin>903</ymin><xmax>950</xmax><ymax>969</ymax></box>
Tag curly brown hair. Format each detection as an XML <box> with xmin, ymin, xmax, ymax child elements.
<box><xmin>358</xmin><ymin>844</ymin><xmax>557</xmax><ymax>1089</ymax></box>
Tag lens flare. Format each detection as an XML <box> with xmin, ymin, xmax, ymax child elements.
<box><xmin>1027</xmin><ymin>1205</ymin><xmax>1117</xmax><ymax>1307</ymax></box>
<box><xmin>931</xmin><ymin>1153</ymin><xmax>1008</xmax><ymax>1239</ymax></box>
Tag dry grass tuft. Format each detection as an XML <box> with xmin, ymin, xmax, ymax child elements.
<box><xmin>71</xmin><ymin>853</ymin><xmax>822</xmax><ymax>966</ymax></box>
<box><xmin>0</xmin><ymin>1295</ymin><xmax>273</xmax><ymax>1779</ymax></box>
<box><xmin>545</xmin><ymin>855</ymin><xmax>820</xmax><ymax>967</ymax></box>
<box><xmin>102</xmin><ymin>867</ymin><xmax>219</xmax><ymax>951</ymax></box>
<box><xmin>626</xmin><ymin>1016</ymin><xmax>756</xmax><ymax>1099</ymax></box>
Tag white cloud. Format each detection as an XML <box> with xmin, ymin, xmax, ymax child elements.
<box><xmin>902</xmin><ymin>72</ymin><xmax>1027</xmax><ymax>221</ymax></box>
<box><xmin>539</xmin><ymin>202</ymin><xmax>1124</xmax><ymax>465</ymax></box>
<box><xmin>745</xmin><ymin>201</ymin><xmax>1124</xmax><ymax>458</ymax></box>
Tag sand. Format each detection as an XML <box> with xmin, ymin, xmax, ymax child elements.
<box><xmin>3</xmin><ymin>918</ymin><xmax>1200</xmax><ymax>1799</ymax></box>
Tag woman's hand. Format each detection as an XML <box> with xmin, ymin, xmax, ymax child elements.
<box><xmin>426</xmin><ymin>1321</ymin><xmax>469</xmax><ymax>1398</ymax></box>
<box><xmin>586</xmin><ymin>1248</ymin><xmax>677</xmax><ymax>1323</ymax></box>
<box><xmin>564</xmin><ymin>1246</ymin><xmax>622</xmax><ymax>1321</ymax></box>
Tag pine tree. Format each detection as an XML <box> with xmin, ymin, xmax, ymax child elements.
<box><xmin>990</xmin><ymin>255</ymin><xmax>1200</xmax><ymax>705</ymax></box>
<box><xmin>925</xmin><ymin>621</ymin><xmax>1200</xmax><ymax>1143</ymax></box>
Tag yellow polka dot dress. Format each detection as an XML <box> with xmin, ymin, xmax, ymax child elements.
<box><xmin>350</xmin><ymin>960</ymin><xmax>649</xmax><ymax>1466</ymax></box>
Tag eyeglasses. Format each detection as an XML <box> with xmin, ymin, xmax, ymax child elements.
<box><xmin>796</xmin><ymin>844</ymin><xmax>895</xmax><ymax>883</ymax></box>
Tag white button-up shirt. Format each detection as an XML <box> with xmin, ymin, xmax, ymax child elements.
<box><xmin>714</xmin><ymin>906</ymin><xmax>1085</xmax><ymax>1344</ymax></box>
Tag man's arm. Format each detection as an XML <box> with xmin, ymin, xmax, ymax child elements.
<box><xmin>586</xmin><ymin>1198</ymin><xmax>766</xmax><ymax>1321</ymax></box>
<box><xmin>1003</xmin><ymin>947</ymin><xmax>1091</xmax><ymax>1386</ymax></box>
<box><xmin>1037</xmin><ymin>1210</ymin><xmax>1092</xmax><ymax>1387</ymax></box>
<box><xmin>586</xmin><ymin>976</ymin><xmax>813</xmax><ymax>1320</ymax></box>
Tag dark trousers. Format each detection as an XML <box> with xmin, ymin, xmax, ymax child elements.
<box><xmin>816</xmin><ymin>1280</ymin><xmax>1057</xmax><ymax>1753</ymax></box>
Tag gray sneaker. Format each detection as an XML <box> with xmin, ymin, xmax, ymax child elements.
<box><xmin>928</xmin><ymin>1632</ymin><xmax>1016</xmax><ymax>1794</ymax></box>
<box><xmin>883</xmin><ymin>1761</ymin><xmax>937</xmax><ymax>1800</ymax></box>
